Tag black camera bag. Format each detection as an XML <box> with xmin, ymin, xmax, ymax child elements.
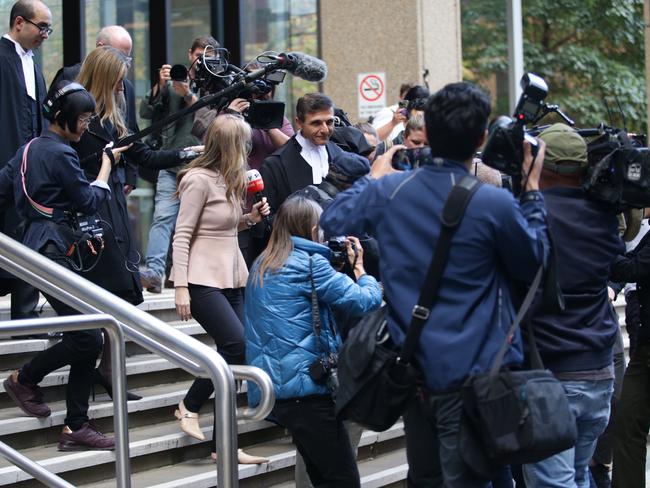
<box><xmin>335</xmin><ymin>175</ymin><xmax>481</xmax><ymax>431</ymax></box>
<box><xmin>460</xmin><ymin>268</ymin><xmax>577</xmax><ymax>477</ymax></box>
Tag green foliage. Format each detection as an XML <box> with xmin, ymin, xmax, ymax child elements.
<box><xmin>461</xmin><ymin>0</ymin><xmax>646</xmax><ymax>133</ymax></box>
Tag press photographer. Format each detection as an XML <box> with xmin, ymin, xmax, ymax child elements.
<box><xmin>139</xmin><ymin>35</ymin><xmax>217</xmax><ymax>294</ymax></box>
<box><xmin>244</xmin><ymin>195</ymin><xmax>382</xmax><ymax>488</ymax></box>
<box><xmin>520</xmin><ymin>123</ymin><xmax>624</xmax><ymax>486</ymax></box>
<box><xmin>0</xmin><ymin>81</ymin><xmax>129</xmax><ymax>451</ymax></box>
<box><xmin>321</xmin><ymin>81</ymin><xmax>550</xmax><ymax>486</ymax></box>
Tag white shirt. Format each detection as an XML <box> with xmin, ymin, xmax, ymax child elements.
<box><xmin>372</xmin><ymin>103</ymin><xmax>404</xmax><ymax>141</ymax></box>
<box><xmin>3</xmin><ymin>34</ymin><xmax>36</xmax><ymax>100</ymax></box>
<box><xmin>295</xmin><ymin>130</ymin><xmax>329</xmax><ymax>185</ymax></box>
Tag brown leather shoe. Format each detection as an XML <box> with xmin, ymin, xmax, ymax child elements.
<box><xmin>3</xmin><ymin>371</ymin><xmax>51</xmax><ymax>418</ymax></box>
<box><xmin>58</xmin><ymin>423</ymin><xmax>115</xmax><ymax>451</ymax></box>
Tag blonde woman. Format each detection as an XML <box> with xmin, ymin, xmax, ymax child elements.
<box><xmin>171</xmin><ymin>114</ymin><xmax>270</xmax><ymax>464</ymax></box>
<box><xmin>73</xmin><ymin>46</ymin><xmax>195</xmax><ymax>399</ymax></box>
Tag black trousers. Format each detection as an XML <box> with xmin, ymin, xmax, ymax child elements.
<box><xmin>273</xmin><ymin>395</ymin><xmax>360</xmax><ymax>488</ymax></box>
<box><xmin>612</xmin><ymin>343</ymin><xmax>650</xmax><ymax>487</ymax></box>
<box><xmin>18</xmin><ymin>246</ymin><xmax>102</xmax><ymax>430</ymax></box>
<box><xmin>183</xmin><ymin>285</ymin><xmax>245</xmax><ymax>414</ymax></box>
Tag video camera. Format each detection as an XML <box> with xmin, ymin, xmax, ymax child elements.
<box><xmin>482</xmin><ymin>73</ymin><xmax>575</xmax><ymax>176</ymax></box>
<box><xmin>581</xmin><ymin>125</ymin><xmax>650</xmax><ymax>211</ymax></box>
<box><xmin>169</xmin><ymin>46</ymin><xmax>287</xmax><ymax>130</ymax></box>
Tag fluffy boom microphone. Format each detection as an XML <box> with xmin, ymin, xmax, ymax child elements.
<box><xmin>246</xmin><ymin>169</ymin><xmax>272</xmax><ymax>229</ymax></box>
<box><xmin>274</xmin><ymin>52</ymin><xmax>328</xmax><ymax>82</ymax></box>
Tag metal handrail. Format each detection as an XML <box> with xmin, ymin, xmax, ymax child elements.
<box><xmin>0</xmin><ymin>315</ymin><xmax>128</xmax><ymax>488</ymax></box>
<box><xmin>0</xmin><ymin>232</ymin><xmax>275</xmax><ymax>488</ymax></box>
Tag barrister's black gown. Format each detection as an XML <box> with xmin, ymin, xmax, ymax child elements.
<box><xmin>0</xmin><ymin>37</ymin><xmax>46</xmax><ymax>294</ymax></box>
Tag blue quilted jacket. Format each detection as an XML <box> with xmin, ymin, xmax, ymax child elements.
<box><xmin>244</xmin><ymin>236</ymin><xmax>382</xmax><ymax>406</ymax></box>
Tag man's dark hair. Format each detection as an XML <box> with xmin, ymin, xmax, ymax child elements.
<box><xmin>399</xmin><ymin>82</ymin><xmax>415</xmax><ymax>99</ymax></box>
<box><xmin>296</xmin><ymin>93</ymin><xmax>334</xmax><ymax>122</ymax></box>
<box><xmin>425</xmin><ymin>82</ymin><xmax>491</xmax><ymax>162</ymax></box>
<box><xmin>191</xmin><ymin>35</ymin><xmax>219</xmax><ymax>52</ymax></box>
<box><xmin>10</xmin><ymin>0</ymin><xmax>36</xmax><ymax>29</ymax></box>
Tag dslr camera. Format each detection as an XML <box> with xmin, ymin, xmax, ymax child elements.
<box><xmin>309</xmin><ymin>352</ymin><xmax>339</xmax><ymax>393</ymax></box>
<box><xmin>481</xmin><ymin>73</ymin><xmax>548</xmax><ymax>176</ymax></box>
<box><xmin>392</xmin><ymin>147</ymin><xmax>432</xmax><ymax>170</ymax></box>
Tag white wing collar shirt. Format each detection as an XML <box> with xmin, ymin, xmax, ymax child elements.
<box><xmin>3</xmin><ymin>33</ymin><xmax>36</xmax><ymax>100</ymax></box>
<box><xmin>295</xmin><ymin>130</ymin><xmax>329</xmax><ymax>184</ymax></box>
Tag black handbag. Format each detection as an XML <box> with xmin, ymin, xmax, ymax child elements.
<box><xmin>460</xmin><ymin>267</ymin><xmax>578</xmax><ymax>476</ymax></box>
<box><xmin>335</xmin><ymin>175</ymin><xmax>482</xmax><ymax>432</ymax></box>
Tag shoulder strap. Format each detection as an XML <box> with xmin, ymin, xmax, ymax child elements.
<box><xmin>20</xmin><ymin>138</ymin><xmax>55</xmax><ymax>219</ymax></box>
<box><xmin>488</xmin><ymin>266</ymin><xmax>544</xmax><ymax>380</ymax></box>
<box><xmin>400</xmin><ymin>175</ymin><xmax>481</xmax><ymax>363</ymax></box>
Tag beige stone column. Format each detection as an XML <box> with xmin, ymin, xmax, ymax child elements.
<box><xmin>319</xmin><ymin>0</ymin><xmax>462</xmax><ymax>123</ymax></box>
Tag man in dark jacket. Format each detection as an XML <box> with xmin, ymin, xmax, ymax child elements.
<box><xmin>321</xmin><ymin>82</ymin><xmax>550</xmax><ymax>487</ymax></box>
<box><xmin>610</xmin><ymin>209</ymin><xmax>650</xmax><ymax>487</ymax></box>
<box><xmin>0</xmin><ymin>0</ymin><xmax>50</xmax><ymax>320</ymax></box>
<box><xmin>522</xmin><ymin>124</ymin><xmax>624</xmax><ymax>487</ymax></box>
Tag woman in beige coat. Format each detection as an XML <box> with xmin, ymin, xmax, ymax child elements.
<box><xmin>171</xmin><ymin>114</ymin><xmax>270</xmax><ymax>463</ymax></box>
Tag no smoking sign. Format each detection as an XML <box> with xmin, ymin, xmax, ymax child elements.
<box><xmin>358</xmin><ymin>72</ymin><xmax>386</xmax><ymax>118</ymax></box>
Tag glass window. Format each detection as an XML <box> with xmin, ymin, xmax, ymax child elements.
<box><xmin>170</xmin><ymin>0</ymin><xmax>212</xmax><ymax>66</ymax></box>
<box><xmin>240</xmin><ymin>0</ymin><xmax>319</xmax><ymax>121</ymax></box>
<box><xmin>0</xmin><ymin>0</ymin><xmax>63</xmax><ymax>87</ymax></box>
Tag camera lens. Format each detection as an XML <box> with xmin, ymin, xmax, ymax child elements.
<box><xmin>170</xmin><ymin>64</ymin><xmax>188</xmax><ymax>82</ymax></box>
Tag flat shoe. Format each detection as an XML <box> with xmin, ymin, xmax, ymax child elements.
<box><xmin>174</xmin><ymin>401</ymin><xmax>205</xmax><ymax>441</ymax></box>
<box><xmin>210</xmin><ymin>449</ymin><xmax>269</xmax><ymax>464</ymax></box>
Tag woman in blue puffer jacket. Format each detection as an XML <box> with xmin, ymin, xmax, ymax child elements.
<box><xmin>245</xmin><ymin>195</ymin><xmax>382</xmax><ymax>488</ymax></box>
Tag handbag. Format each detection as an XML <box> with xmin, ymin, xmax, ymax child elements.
<box><xmin>460</xmin><ymin>267</ymin><xmax>578</xmax><ymax>475</ymax></box>
<box><xmin>335</xmin><ymin>175</ymin><xmax>482</xmax><ymax>432</ymax></box>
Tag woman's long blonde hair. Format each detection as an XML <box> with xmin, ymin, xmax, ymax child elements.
<box><xmin>176</xmin><ymin>114</ymin><xmax>251</xmax><ymax>205</ymax></box>
<box><xmin>77</xmin><ymin>46</ymin><xmax>129</xmax><ymax>138</ymax></box>
<box><xmin>254</xmin><ymin>196</ymin><xmax>322</xmax><ymax>286</ymax></box>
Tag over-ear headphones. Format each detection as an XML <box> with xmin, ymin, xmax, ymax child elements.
<box><xmin>42</xmin><ymin>82</ymin><xmax>87</xmax><ymax>121</ymax></box>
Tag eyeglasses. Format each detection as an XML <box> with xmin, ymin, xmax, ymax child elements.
<box><xmin>23</xmin><ymin>17</ymin><xmax>53</xmax><ymax>36</ymax></box>
<box><xmin>78</xmin><ymin>114</ymin><xmax>98</xmax><ymax>126</ymax></box>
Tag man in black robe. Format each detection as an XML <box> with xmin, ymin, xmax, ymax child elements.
<box><xmin>0</xmin><ymin>0</ymin><xmax>50</xmax><ymax>320</ymax></box>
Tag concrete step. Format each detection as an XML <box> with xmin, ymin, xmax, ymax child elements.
<box><xmin>0</xmin><ymin>319</ymin><xmax>204</xmax><ymax>357</ymax></box>
<box><xmin>0</xmin><ymin>353</ymin><xmax>174</xmax><ymax>393</ymax></box>
<box><xmin>0</xmin><ymin>410</ymin><xmax>279</xmax><ymax>485</ymax></box>
<box><xmin>0</xmin><ymin>289</ymin><xmax>178</xmax><ymax>324</ymax></box>
<box><xmin>0</xmin><ymin>381</ymin><xmax>193</xmax><ymax>436</ymax></box>
<box><xmin>77</xmin><ymin>422</ymin><xmax>406</xmax><ymax>488</ymax></box>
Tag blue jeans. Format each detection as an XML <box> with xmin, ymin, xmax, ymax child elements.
<box><xmin>144</xmin><ymin>169</ymin><xmax>179</xmax><ymax>278</ymax></box>
<box><xmin>523</xmin><ymin>378</ymin><xmax>614</xmax><ymax>488</ymax></box>
<box><xmin>404</xmin><ymin>390</ymin><xmax>490</xmax><ymax>488</ymax></box>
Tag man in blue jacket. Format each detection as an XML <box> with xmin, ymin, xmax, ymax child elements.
<box><xmin>522</xmin><ymin>124</ymin><xmax>624</xmax><ymax>487</ymax></box>
<box><xmin>320</xmin><ymin>82</ymin><xmax>550</xmax><ymax>487</ymax></box>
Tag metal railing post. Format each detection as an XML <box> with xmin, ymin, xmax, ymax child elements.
<box><xmin>0</xmin><ymin>232</ymin><xmax>275</xmax><ymax>487</ymax></box>
<box><xmin>0</xmin><ymin>315</ymin><xmax>130</xmax><ymax>488</ymax></box>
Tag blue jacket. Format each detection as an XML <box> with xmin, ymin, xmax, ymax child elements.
<box><xmin>527</xmin><ymin>187</ymin><xmax>624</xmax><ymax>373</ymax></box>
<box><xmin>320</xmin><ymin>160</ymin><xmax>550</xmax><ymax>393</ymax></box>
<box><xmin>244</xmin><ymin>236</ymin><xmax>382</xmax><ymax>406</ymax></box>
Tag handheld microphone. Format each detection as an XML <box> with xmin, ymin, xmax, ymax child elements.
<box><xmin>246</xmin><ymin>169</ymin><xmax>272</xmax><ymax>229</ymax></box>
<box><xmin>274</xmin><ymin>52</ymin><xmax>327</xmax><ymax>83</ymax></box>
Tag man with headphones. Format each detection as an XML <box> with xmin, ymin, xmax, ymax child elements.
<box><xmin>0</xmin><ymin>0</ymin><xmax>51</xmax><ymax>323</ymax></box>
<box><xmin>0</xmin><ymin>80</ymin><xmax>128</xmax><ymax>451</ymax></box>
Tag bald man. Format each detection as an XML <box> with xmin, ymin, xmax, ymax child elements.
<box><xmin>0</xmin><ymin>0</ymin><xmax>51</xmax><ymax>321</ymax></box>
